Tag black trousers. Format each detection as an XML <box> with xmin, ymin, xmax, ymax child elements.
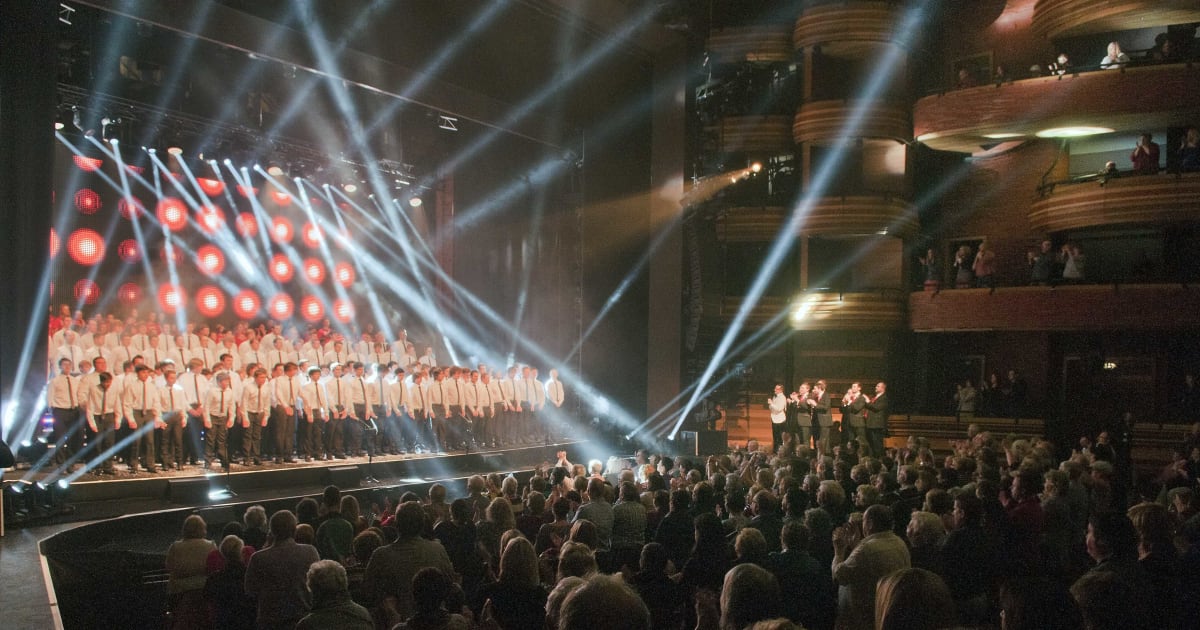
<box><xmin>431</xmin><ymin>404</ymin><xmax>448</xmax><ymax>450</ymax></box>
<box><xmin>51</xmin><ymin>406</ymin><xmax>81</xmax><ymax>465</ymax></box>
<box><xmin>245</xmin><ymin>412</ymin><xmax>265</xmax><ymax>460</ymax></box>
<box><xmin>274</xmin><ymin>406</ymin><xmax>297</xmax><ymax>460</ymax></box>
<box><xmin>184</xmin><ymin>410</ymin><xmax>204</xmax><ymax>463</ymax></box>
<box><xmin>328</xmin><ymin>414</ymin><xmax>346</xmax><ymax>457</ymax></box>
<box><xmin>93</xmin><ymin>413</ymin><xmax>117</xmax><ymax>471</ymax></box>
<box><xmin>205</xmin><ymin>417</ymin><xmax>229</xmax><ymax>466</ymax></box>
<box><xmin>161</xmin><ymin>411</ymin><xmax>184</xmax><ymax>468</ymax></box>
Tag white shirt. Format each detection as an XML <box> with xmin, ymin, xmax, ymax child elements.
<box><xmin>159</xmin><ymin>383</ymin><xmax>187</xmax><ymax>414</ymax></box>
<box><xmin>242</xmin><ymin>380</ymin><xmax>273</xmax><ymax>415</ymax></box>
<box><xmin>204</xmin><ymin>386</ymin><xmax>236</xmax><ymax>426</ymax></box>
<box><xmin>55</xmin><ymin>344</ymin><xmax>86</xmax><ymax>369</ymax></box>
<box><xmin>768</xmin><ymin>392</ymin><xmax>787</xmax><ymax>424</ymax></box>
<box><xmin>387</xmin><ymin>377</ymin><xmax>409</xmax><ymax>414</ymax></box>
<box><xmin>408</xmin><ymin>381</ymin><xmax>427</xmax><ymax>413</ymax></box>
<box><xmin>486</xmin><ymin>379</ymin><xmax>505</xmax><ymax>409</ymax></box>
<box><xmin>86</xmin><ymin>384</ymin><xmax>120</xmax><ymax>416</ymax></box>
<box><xmin>545</xmin><ymin>378</ymin><xmax>565</xmax><ymax>407</ymax></box>
<box><xmin>48</xmin><ymin>373</ymin><xmax>81</xmax><ymax>408</ymax></box>
<box><xmin>300</xmin><ymin>381</ymin><xmax>329</xmax><ymax>417</ymax></box>
<box><xmin>122</xmin><ymin>377</ymin><xmax>161</xmax><ymax>422</ymax></box>
<box><xmin>272</xmin><ymin>374</ymin><xmax>301</xmax><ymax>410</ymax></box>
<box><xmin>183</xmin><ymin>372</ymin><xmax>209</xmax><ymax>411</ymax></box>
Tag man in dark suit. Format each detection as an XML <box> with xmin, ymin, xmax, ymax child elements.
<box><xmin>841</xmin><ymin>383</ymin><xmax>868</xmax><ymax>455</ymax></box>
<box><xmin>809</xmin><ymin>380</ymin><xmax>833</xmax><ymax>455</ymax></box>
<box><xmin>864</xmin><ymin>382</ymin><xmax>890</xmax><ymax>458</ymax></box>
<box><xmin>244</xmin><ymin>510</ymin><xmax>321</xmax><ymax>629</ymax></box>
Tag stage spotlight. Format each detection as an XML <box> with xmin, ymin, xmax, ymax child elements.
<box><xmin>73</xmin><ymin>188</ymin><xmax>102</xmax><ymax>214</ymax></box>
<box><xmin>16</xmin><ymin>438</ymin><xmax>48</xmax><ymax>466</ymax></box>
<box><xmin>334</xmin><ymin>262</ymin><xmax>355</xmax><ymax>287</ymax></box>
<box><xmin>118</xmin><ymin>196</ymin><xmax>145</xmax><ymax>220</ymax></box>
<box><xmin>300</xmin><ymin>296</ymin><xmax>324</xmax><ymax>322</ymax></box>
<box><xmin>66</xmin><ymin>228</ymin><xmax>105</xmax><ymax>266</ymax></box>
<box><xmin>270</xmin><ymin>254</ymin><xmax>295</xmax><ymax>282</ymax></box>
<box><xmin>343</xmin><ymin>182</ymin><xmax>358</xmax><ymax>194</ymax></box>
<box><xmin>235</xmin><ymin>213</ymin><xmax>259</xmax><ymax>237</ymax></box>
<box><xmin>333</xmin><ymin>299</ymin><xmax>354</xmax><ymax>323</ymax></box>
<box><xmin>167</xmin><ymin>146</ymin><xmax>183</xmax><ymax>156</ymax></box>
<box><xmin>302</xmin><ymin>222</ymin><xmax>324</xmax><ymax>248</ymax></box>
<box><xmin>303</xmin><ymin>258</ymin><xmax>326</xmax><ymax>284</ymax></box>
<box><xmin>156</xmin><ymin>198</ymin><xmax>189</xmax><ymax>232</ymax></box>
<box><xmin>158</xmin><ymin>283</ymin><xmax>186</xmax><ymax>314</ymax></box>
<box><xmin>408</xmin><ymin>196</ymin><xmax>423</xmax><ymax>208</ymax></box>
<box><xmin>267</xmin><ymin>163</ymin><xmax>284</xmax><ymax>177</ymax></box>
<box><xmin>268</xmin><ymin>293</ymin><xmax>295</xmax><ymax>320</ymax></box>
<box><xmin>233</xmin><ymin>289</ymin><xmax>262</xmax><ymax>319</ymax></box>
<box><xmin>197</xmin><ymin>177</ymin><xmax>225</xmax><ymax>196</ymax></box>
<box><xmin>71</xmin><ymin>155</ymin><xmax>103</xmax><ymax>172</ymax></box>
<box><xmin>196</xmin><ymin>286</ymin><xmax>227</xmax><ymax>318</ymax></box>
<box><xmin>117</xmin><ymin>239</ymin><xmax>142</xmax><ymax>263</ymax></box>
<box><xmin>271</xmin><ymin>217</ymin><xmax>295</xmax><ymax>244</ymax></box>
<box><xmin>196</xmin><ymin>245</ymin><xmax>226</xmax><ymax>275</ymax></box>
<box><xmin>118</xmin><ymin>282</ymin><xmax>143</xmax><ymax>305</ymax></box>
<box><xmin>196</xmin><ymin>205</ymin><xmax>226</xmax><ymax>234</ymax></box>
<box><xmin>49</xmin><ymin>228</ymin><xmax>59</xmax><ymax>259</ymax></box>
<box><xmin>750</xmin><ymin>162</ymin><xmax>763</xmax><ymax>173</ymax></box>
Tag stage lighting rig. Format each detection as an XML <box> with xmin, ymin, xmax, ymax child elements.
<box><xmin>437</xmin><ymin>115</ymin><xmax>459</xmax><ymax>131</ymax></box>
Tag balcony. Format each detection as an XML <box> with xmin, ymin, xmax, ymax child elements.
<box><xmin>1030</xmin><ymin>173</ymin><xmax>1200</xmax><ymax>233</ymax></box>
<box><xmin>707</xmin><ymin>25</ymin><xmax>794</xmax><ymax>64</ymax></box>
<box><xmin>913</xmin><ymin>62</ymin><xmax>1200</xmax><ymax>154</ymax></box>
<box><xmin>1032</xmin><ymin>0</ymin><xmax>1200</xmax><ymax>39</ymax></box>
<box><xmin>908</xmin><ymin>284</ymin><xmax>1200</xmax><ymax>332</ymax></box>
<box><xmin>716</xmin><ymin>196</ymin><xmax>917</xmax><ymax>241</ymax></box>
<box><xmin>708</xmin><ymin>115</ymin><xmax>794</xmax><ymax>154</ymax></box>
<box><xmin>794</xmin><ymin>2</ymin><xmax>906</xmax><ymax>56</ymax></box>
<box><xmin>794</xmin><ymin>99</ymin><xmax>910</xmax><ymax>145</ymax></box>
<box><xmin>721</xmin><ymin>291</ymin><xmax>905</xmax><ymax>330</ymax></box>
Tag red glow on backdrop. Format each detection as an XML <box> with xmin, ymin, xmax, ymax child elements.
<box><xmin>235</xmin><ymin>213</ymin><xmax>259</xmax><ymax>237</ymax></box>
<box><xmin>333</xmin><ymin>299</ymin><xmax>354</xmax><ymax>323</ymax></box>
<box><xmin>50</xmin><ymin>228</ymin><xmax>59</xmax><ymax>259</ymax></box>
<box><xmin>74</xmin><ymin>188</ymin><xmax>102</xmax><ymax>214</ymax></box>
<box><xmin>237</xmin><ymin>185</ymin><xmax>259</xmax><ymax>199</ymax></box>
<box><xmin>196</xmin><ymin>205</ymin><xmax>226</xmax><ymax>234</ymax></box>
<box><xmin>270</xmin><ymin>188</ymin><xmax>292</xmax><ymax>206</ymax></box>
<box><xmin>119</xmin><ymin>283</ymin><xmax>142</xmax><ymax>305</ymax></box>
<box><xmin>156</xmin><ymin>198</ymin><xmax>188</xmax><ymax>231</ymax></box>
<box><xmin>300</xmin><ymin>296</ymin><xmax>324</xmax><ymax>322</ymax></box>
<box><xmin>268</xmin><ymin>293</ymin><xmax>294</xmax><ymax>320</ymax></box>
<box><xmin>67</xmin><ymin>228</ymin><xmax>105</xmax><ymax>266</ymax></box>
<box><xmin>73</xmin><ymin>279</ymin><xmax>100</xmax><ymax>305</ymax></box>
<box><xmin>195</xmin><ymin>286</ymin><xmax>226</xmax><ymax>318</ymax></box>
<box><xmin>72</xmin><ymin>155</ymin><xmax>103</xmax><ymax>172</ymax></box>
<box><xmin>196</xmin><ymin>245</ymin><xmax>226</xmax><ymax>275</ymax></box>
<box><xmin>269</xmin><ymin>254</ymin><xmax>295</xmax><ymax>282</ymax></box>
<box><xmin>271</xmin><ymin>216</ymin><xmax>294</xmax><ymax>244</ymax></box>
<box><xmin>157</xmin><ymin>283</ymin><xmax>186</xmax><ymax>314</ymax></box>
<box><xmin>118</xmin><ymin>196</ymin><xmax>145</xmax><ymax>220</ymax></box>
<box><xmin>125</xmin><ymin>164</ymin><xmax>145</xmax><ymax>175</ymax></box>
<box><xmin>233</xmin><ymin>289</ymin><xmax>261</xmax><ymax>319</ymax></box>
<box><xmin>117</xmin><ymin>239</ymin><xmax>142</xmax><ymax>263</ymax></box>
<box><xmin>160</xmin><ymin>243</ymin><xmax>184</xmax><ymax>264</ymax></box>
<box><xmin>302</xmin><ymin>222</ymin><xmax>324</xmax><ymax>248</ymax></box>
<box><xmin>303</xmin><ymin>258</ymin><xmax>326</xmax><ymax>283</ymax></box>
<box><xmin>334</xmin><ymin>262</ymin><xmax>355</xmax><ymax>287</ymax></box>
<box><xmin>197</xmin><ymin>178</ymin><xmax>225</xmax><ymax>196</ymax></box>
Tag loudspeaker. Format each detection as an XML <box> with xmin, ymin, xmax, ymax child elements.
<box><xmin>695</xmin><ymin>430</ymin><xmax>727</xmax><ymax>456</ymax></box>
<box><xmin>326</xmin><ymin>466</ymin><xmax>361</xmax><ymax>488</ymax></box>
<box><xmin>167</xmin><ymin>478</ymin><xmax>211</xmax><ymax>503</ymax></box>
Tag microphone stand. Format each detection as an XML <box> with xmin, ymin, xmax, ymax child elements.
<box><xmin>216</xmin><ymin>420</ymin><xmax>237</xmax><ymax>499</ymax></box>
<box><xmin>362</xmin><ymin>417</ymin><xmax>380</xmax><ymax>483</ymax></box>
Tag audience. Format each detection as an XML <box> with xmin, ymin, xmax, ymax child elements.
<box><xmin>165</xmin><ymin>514</ymin><xmax>218</xmax><ymax>630</ymax></box>
<box><xmin>295</xmin><ymin>559</ymin><xmax>373</xmax><ymax>630</ymax></box>
<box><xmin>244</xmin><ymin>510</ymin><xmax>321</xmax><ymax>630</ymax></box>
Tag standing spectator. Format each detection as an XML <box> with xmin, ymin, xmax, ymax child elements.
<box><xmin>244</xmin><ymin>510</ymin><xmax>321</xmax><ymax>630</ymax></box>
<box><xmin>364</xmin><ymin>502</ymin><xmax>454</xmax><ymax>621</ymax></box>
<box><xmin>203</xmin><ymin>535</ymin><xmax>256</xmax><ymax>630</ymax></box>
<box><xmin>918</xmin><ymin>248</ymin><xmax>940</xmax><ymax>290</ymax></box>
<box><xmin>874</xmin><ymin>568</ymin><xmax>957</xmax><ymax>630</ymax></box>
<box><xmin>572</xmin><ymin>477</ymin><xmax>615</xmax><ymax>552</ymax></box>
<box><xmin>166</xmin><ymin>515</ymin><xmax>217</xmax><ymax>630</ymax></box>
<box><xmin>953</xmin><ymin>245</ymin><xmax>974</xmax><ymax>288</ymax></box>
<box><xmin>1180</xmin><ymin>127</ymin><xmax>1200</xmax><ymax>172</ymax></box>
<box><xmin>476</xmin><ymin>538</ymin><xmax>547</xmax><ymax>630</ymax></box>
<box><xmin>628</xmin><ymin>543</ymin><xmax>686</xmax><ymax>630</ymax></box>
<box><xmin>1062</xmin><ymin>243</ymin><xmax>1086</xmax><ymax>283</ymax></box>
<box><xmin>1131</xmin><ymin>133</ymin><xmax>1160</xmax><ymax>174</ymax></box>
<box><xmin>768</xmin><ymin>521</ymin><xmax>835</xmax><ymax>630</ymax></box>
<box><xmin>831</xmin><ymin>505</ymin><xmax>910</xmax><ymax>630</ymax></box>
<box><xmin>394</xmin><ymin>567</ymin><xmax>470</xmax><ymax>630</ymax></box>
<box><xmin>610</xmin><ymin>481</ymin><xmax>647</xmax><ymax>572</ymax></box>
<box><xmin>654</xmin><ymin>489</ymin><xmax>695</xmax><ymax>570</ymax></box>
<box><xmin>1100</xmin><ymin>42</ymin><xmax>1130</xmax><ymax>68</ymax></box>
<box><xmin>1028</xmin><ymin>239</ymin><xmax>1058</xmax><ymax>285</ymax></box>
<box><xmin>315</xmin><ymin>496</ymin><xmax>354</xmax><ymax>563</ymax></box>
<box><xmin>295</xmin><ymin>560</ymin><xmax>373</xmax><ymax>630</ymax></box>
<box><xmin>972</xmin><ymin>240</ymin><xmax>996</xmax><ymax>289</ymax></box>
<box><xmin>241</xmin><ymin>506</ymin><xmax>269</xmax><ymax>551</ymax></box>
<box><xmin>954</xmin><ymin>380</ymin><xmax>977</xmax><ymax>421</ymax></box>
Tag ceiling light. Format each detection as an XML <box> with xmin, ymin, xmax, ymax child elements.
<box><xmin>982</xmin><ymin>132</ymin><xmax>1024</xmax><ymax>139</ymax></box>
<box><xmin>267</xmin><ymin>163</ymin><xmax>284</xmax><ymax>177</ymax></box>
<box><xmin>749</xmin><ymin>162</ymin><xmax>763</xmax><ymax>173</ymax></box>
<box><xmin>1035</xmin><ymin>126</ymin><xmax>1113</xmax><ymax>138</ymax></box>
<box><xmin>408</xmin><ymin>196</ymin><xmax>423</xmax><ymax>208</ymax></box>
<box><xmin>343</xmin><ymin>183</ymin><xmax>358</xmax><ymax>193</ymax></box>
<box><xmin>167</xmin><ymin>146</ymin><xmax>183</xmax><ymax>156</ymax></box>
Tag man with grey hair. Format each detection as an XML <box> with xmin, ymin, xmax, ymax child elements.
<box><xmin>832</xmin><ymin>504</ymin><xmax>910</xmax><ymax>630</ymax></box>
<box><xmin>558</xmin><ymin>573</ymin><xmax>650</xmax><ymax>630</ymax></box>
<box><xmin>296</xmin><ymin>559</ymin><xmax>373</xmax><ymax>630</ymax></box>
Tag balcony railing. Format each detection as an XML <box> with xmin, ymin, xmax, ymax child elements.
<box><xmin>1030</xmin><ymin>172</ymin><xmax>1200</xmax><ymax>233</ymax></box>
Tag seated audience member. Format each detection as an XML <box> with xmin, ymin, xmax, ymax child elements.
<box><xmin>364</xmin><ymin>501</ymin><xmax>454</xmax><ymax>621</ymax></box>
<box><xmin>1131</xmin><ymin>133</ymin><xmax>1160</xmax><ymax>174</ymax></box>
<box><xmin>394</xmin><ymin>567</ymin><xmax>470</xmax><ymax>630</ymax></box>
<box><xmin>244</xmin><ymin>510</ymin><xmax>322</xmax><ymax>630</ymax></box>
<box><xmin>203</xmin><ymin>535</ymin><xmax>256</xmax><ymax>630</ymax></box>
<box><xmin>999</xmin><ymin>577</ymin><xmax>1082</xmax><ymax>630</ymax></box>
<box><xmin>768</xmin><ymin>521</ymin><xmax>835</xmax><ymax>630</ymax></box>
<box><xmin>654</xmin><ymin>489</ymin><xmax>695</xmax><ymax>570</ymax></box>
<box><xmin>905</xmin><ymin>511</ymin><xmax>945</xmax><ymax>575</ymax></box>
<box><xmin>628</xmin><ymin>543</ymin><xmax>686</xmax><ymax>630</ymax></box>
<box><xmin>241</xmin><ymin>505</ymin><xmax>269</xmax><ymax>551</ymax></box>
<box><xmin>557</xmin><ymin>573</ymin><xmax>651</xmax><ymax>630</ymax></box>
<box><xmin>516</xmin><ymin>491</ymin><xmax>546</xmax><ymax>542</ymax></box>
<box><xmin>681</xmin><ymin>513</ymin><xmax>735</xmax><ymax>594</ymax></box>
<box><xmin>832</xmin><ymin>504</ymin><xmax>910</xmax><ymax>630</ymax></box>
<box><xmin>544</xmin><ymin>576</ymin><xmax>586</xmax><ymax>630</ymax></box>
<box><xmin>166</xmin><ymin>514</ymin><xmax>217</xmax><ymax>630</ymax></box>
<box><xmin>347</xmin><ymin>530</ymin><xmax>382</xmax><ymax>604</ymax></box>
<box><xmin>295</xmin><ymin>559</ymin><xmax>373</xmax><ymax>630</ymax></box>
<box><xmin>434</xmin><ymin>498</ymin><xmax>486</xmax><ymax>597</ymax></box>
<box><xmin>748</xmin><ymin>490</ymin><xmax>784</xmax><ymax>553</ymax></box>
<box><xmin>295</xmin><ymin>523</ymin><xmax>316</xmax><ymax>546</ymax></box>
<box><xmin>315</xmin><ymin>496</ymin><xmax>355</xmax><ymax>562</ymax></box>
<box><xmin>804</xmin><ymin>507</ymin><xmax>835</xmax><ymax>568</ymax></box>
<box><xmin>556</xmin><ymin>541</ymin><xmax>598</xmax><ymax>581</ymax></box>
<box><xmin>1100</xmin><ymin>41</ymin><xmax>1130</xmax><ymax>68</ymax></box>
<box><xmin>206</xmin><ymin>522</ymin><xmax>256</xmax><ymax>575</ymax></box>
<box><xmin>477</xmin><ymin>537</ymin><xmax>547</xmax><ymax>630</ymax></box>
<box><xmin>733</xmin><ymin>527</ymin><xmax>770</xmax><ymax>568</ymax></box>
<box><xmin>610</xmin><ymin>481</ymin><xmax>647</xmax><ymax>571</ymax></box>
<box><xmin>1071</xmin><ymin>570</ymin><xmax>1156</xmax><ymax>630</ymax></box>
<box><xmin>1127</xmin><ymin>502</ymin><xmax>1181</xmax><ymax>625</ymax></box>
<box><xmin>1049</xmin><ymin>52</ymin><xmax>1070</xmax><ymax>75</ymax></box>
<box><xmin>874</xmin><ymin>568</ymin><xmax>956</xmax><ymax>630</ymax></box>
<box><xmin>572</xmin><ymin>477</ymin><xmax>615</xmax><ymax>552</ymax></box>
<box><xmin>718</xmin><ymin>563</ymin><xmax>782</xmax><ymax>630</ymax></box>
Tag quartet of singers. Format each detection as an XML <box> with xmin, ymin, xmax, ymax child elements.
<box><xmin>767</xmin><ymin>379</ymin><xmax>890</xmax><ymax>458</ymax></box>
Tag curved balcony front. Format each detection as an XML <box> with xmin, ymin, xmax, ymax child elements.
<box><xmin>707</xmin><ymin>25</ymin><xmax>794</xmax><ymax>64</ymax></box>
<box><xmin>794</xmin><ymin>99</ymin><xmax>910</xmax><ymax>145</ymax></box>
<box><xmin>1032</xmin><ymin>0</ymin><xmax>1200</xmax><ymax>39</ymax></box>
<box><xmin>794</xmin><ymin>2</ymin><xmax>906</xmax><ymax>55</ymax></box>
<box><xmin>710</xmin><ymin>115</ymin><xmax>794</xmax><ymax>155</ymax></box>
<box><xmin>720</xmin><ymin>292</ymin><xmax>905</xmax><ymax>330</ymax></box>
<box><xmin>716</xmin><ymin>196</ymin><xmax>917</xmax><ymax>241</ymax></box>
<box><xmin>909</xmin><ymin>284</ymin><xmax>1200</xmax><ymax>332</ymax></box>
<box><xmin>1030</xmin><ymin>173</ymin><xmax>1200</xmax><ymax>233</ymax></box>
<box><xmin>913</xmin><ymin>62</ymin><xmax>1200</xmax><ymax>154</ymax></box>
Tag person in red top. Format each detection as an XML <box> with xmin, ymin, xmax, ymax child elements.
<box><xmin>1130</xmin><ymin>133</ymin><xmax>1160</xmax><ymax>175</ymax></box>
<box><xmin>1000</xmin><ymin>469</ymin><xmax>1045</xmax><ymax>572</ymax></box>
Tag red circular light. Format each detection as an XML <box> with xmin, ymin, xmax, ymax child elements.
<box><xmin>73</xmin><ymin>280</ymin><xmax>100</xmax><ymax>305</ymax></box>
<box><xmin>157</xmin><ymin>283</ymin><xmax>186</xmax><ymax>314</ymax></box>
<box><xmin>303</xmin><ymin>258</ymin><xmax>326</xmax><ymax>283</ymax></box>
<box><xmin>235</xmin><ymin>213</ymin><xmax>259</xmax><ymax>237</ymax></box>
<box><xmin>302</xmin><ymin>222</ymin><xmax>324</xmax><ymax>248</ymax></box>
<box><xmin>197</xmin><ymin>178</ymin><xmax>225</xmax><ymax>196</ymax></box>
<box><xmin>334</xmin><ymin>262</ymin><xmax>355</xmax><ymax>287</ymax></box>
<box><xmin>270</xmin><ymin>189</ymin><xmax>292</xmax><ymax>206</ymax></box>
<box><xmin>300</xmin><ymin>296</ymin><xmax>324</xmax><ymax>322</ymax></box>
<box><xmin>270</xmin><ymin>254</ymin><xmax>295</xmax><ymax>282</ymax></box>
<box><xmin>118</xmin><ymin>196</ymin><xmax>145</xmax><ymax>220</ymax></box>
<box><xmin>74</xmin><ymin>188</ymin><xmax>102</xmax><ymax>214</ymax></box>
<box><xmin>117</xmin><ymin>239</ymin><xmax>142</xmax><ymax>263</ymax></box>
<box><xmin>67</xmin><ymin>228</ymin><xmax>105</xmax><ymax>266</ymax></box>
<box><xmin>268</xmin><ymin>293</ymin><xmax>294</xmax><ymax>319</ymax></box>
<box><xmin>233</xmin><ymin>289</ymin><xmax>261</xmax><ymax>319</ymax></box>
<box><xmin>195</xmin><ymin>285</ymin><xmax>226</xmax><ymax>318</ymax></box>
<box><xmin>156</xmin><ymin>198</ymin><xmax>188</xmax><ymax>232</ymax></box>
<box><xmin>118</xmin><ymin>283</ymin><xmax>142</xmax><ymax>305</ymax></box>
<box><xmin>160</xmin><ymin>243</ymin><xmax>184</xmax><ymax>264</ymax></box>
<box><xmin>271</xmin><ymin>217</ymin><xmax>294</xmax><ymax>243</ymax></box>
<box><xmin>333</xmin><ymin>299</ymin><xmax>354</xmax><ymax>323</ymax></box>
<box><xmin>196</xmin><ymin>205</ymin><xmax>226</xmax><ymax>234</ymax></box>
<box><xmin>195</xmin><ymin>245</ymin><xmax>226</xmax><ymax>275</ymax></box>
<box><xmin>49</xmin><ymin>228</ymin><xmax>60</xmax><ymax>259</ymax></box>
<box><xmin>237</xmin><ymin>185</ymin><xmax>259</xmax><ymax>199</ymax></box>
<box><xmin>72</xmin><ymin>155</ymin><xmax>103</xmax><ymax>172</ymax></box>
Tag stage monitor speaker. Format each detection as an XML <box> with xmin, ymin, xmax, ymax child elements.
<box><xmin>326</xmin><ymin>466</ymin><xmax>361</xmax><ymax>488</ymax></box>
<box><xmin>695</xmin><ymin>430</ymin><xmax>727</xmax><ymax>456</ymax></box>
<box><xmin>167</xmin><ymin>478</ymin><xmax>211</xmax><ymax>504</ymax></box>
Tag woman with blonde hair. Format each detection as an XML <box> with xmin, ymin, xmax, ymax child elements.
<box><xmin>166</xmin><ymin>514</ymin><xmax>217</xmax><ymax>629</ymax></box>
<box><xmin>875</xmin><ymin>568</ymin><xmax>957</xmax><ymax>630</ymax></box>
<box><xmin>478</xmin><ymin>537</ymin><xmax>547</xmax><ymax>629</ymax></box>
